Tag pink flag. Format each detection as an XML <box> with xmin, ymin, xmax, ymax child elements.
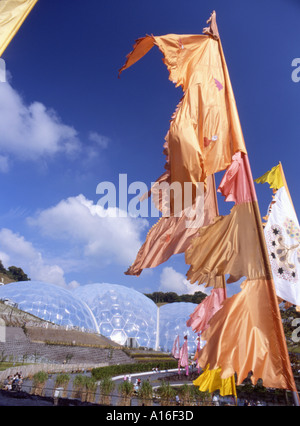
<box><xmin>187</xmin><ymin>288</ymin><xmax>226</xmax><ymax>333</ymax></box>
<box><xmin>178</xmin><ymin>336</ymin><xmax>189</xmax><ymax>375</ymax></box>
<box><xmin>218</xmin><ymin>152</ymin><xmax>257</xmax><ymax>205</ymax></box>
<box><xmin>171</xmin><ymin>335</ymin><xmax>180</xmax><ymax>359</ymax></box>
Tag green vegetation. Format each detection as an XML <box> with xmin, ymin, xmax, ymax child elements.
<box><xmin>0</xmin><ymin>362</ymin><xmax>28</xmax><ymax>371</ymax></box>
<box><xmin>137</xmin><ymin>380</ymin><xmax>153</xmax><ymax>406</ymax></box>
<box><xmin>157</xmin><ymin>381</ymin><xmax>176</xmax><ymax>405</ymax></box>
<box><xmin>54</xmin><ymin>373</ymin><xmax>70</xmax><ymax>398</ymax></box>
<box><xmin>31</xmin><ymin>371</ymin><xmax>48</xmax><ymax>396</ymax></box>
<box><xmin>118</xmin><ymin>380</ymin><xmax>134</xmax><ymax>405</ymax></box>
<box><xmin>0</xmin><ymin>260</ymin><xmax>30</xmax><ymax>282</ymax></box>
<box><xmin>32</xmin><ymin>370</ymin><xmax>48</xmax><ymax>384</ymax></box>
<box><xmin>72</xmin><ymin>374</ymin><xmax>86</xmax><ymax>398</ymax></box>
<box><xmin>72</xmin><ymin>374</ymin><xmax>97</xmax><ymax>402</ymax></box>
<box><xmin>129</xmin><ymin>351</ymin><xmax>174</xmax><ymax>364</ymax></box>
<box><xmin>99</xmin><ymin>377</ymin><xmax>115</xmax><ymax>405</ymax></box>
<box><xmin>144</xmin><ymin>291</ymin><xmax>206</xmax><ymax>305</ymax></box>
<box><xmin>91</xmin><ymin>360</ymin><xmax>178</xmax><ymax>381</ymax></box>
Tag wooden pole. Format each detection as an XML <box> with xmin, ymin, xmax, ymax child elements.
<box><xmin>279</xmin><ymin>161</ymin><xmax>297</xmax><ymax>215</ymax></box>
<box><xmin>246</xmin><ymin>157</ymin><xmax>300</xmax><ymax>406</ymax></box>
<box><xmin>278</xmin><ymin>162</ymin><xmax>300</xmax><ymax>406</ymax></box>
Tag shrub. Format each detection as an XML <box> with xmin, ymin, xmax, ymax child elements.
<box><xmin>137</xmin><ymin>380</ymin><xmax>153</xmax><ymax>406</ymax></box>
<box><xmin>33</xmin><ymin>370</ymin><xmax>48</xmax><ymax>384</ymax></box>
<box><xmin>118</xmin><ymin>380</ymin><xmax>134</xmax><ymax>406</ymax></box>
<box><xmin>157</xmin><ymin>381</ymin><xmax>176</xmax><ymax>406</ymax></box>
<box><xmin>99</xmin><ymin>377</ymin><xmax>115</xmax><ymax>405</ymax></box>
<box><xmin>91</xmin><ymin>360</ymin><xmax>178</xmax><ymax>381</ymax></box>
<box><xmin>32</xmin><ymin>371</ymin><xmax>48</xmax><ymax>396</ymax></box>
<box><xmin>54</xmin><ymin>373</ymin><xmax>70</xmax><ymax>398</ymax></box>
<box><xmin>72</xmin><ymin>374</ymin><xmax>86</xmax><ymax>399</ymax></box>
<box><xmin>84</xmin><ymin>376</ymin><xmax>98</xmax><ymax>403</ymax></box>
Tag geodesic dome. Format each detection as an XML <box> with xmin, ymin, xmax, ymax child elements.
<box><xmin>74</xmin><ymin>283</ymin><xmax>157</xmax><ymax>348</ymax></box>
<box><xmin>0</xmin><ymin>281</ymin><xmax>99</xmax><ymax>332</ymax></box>
<box><xmin>158</xmin><ymin>302</ymin><xmax>198</xmax><ymax>353</ymax></box>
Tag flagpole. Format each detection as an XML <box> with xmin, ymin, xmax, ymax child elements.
<box><xmin>279</xmin><ymin>161</ymin><xmax>297</xmax><ymax>215</ymax></box>
<box><xmin>206</xmin><ymin>14</ymin><xmax>298</xmax><ymax>404</ymax></box>
<box><xmin>246</xmin><ymin>158</ymin><xmax>300</xmax><ymax>406</ymax></box>
<box><xmin>278</xmin><ymin>161</ymin><xmax>300</xmax><ymax>406</ymax></box>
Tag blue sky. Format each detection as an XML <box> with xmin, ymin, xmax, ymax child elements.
<box><xmin>0</xmin><ymin>0</ymin><xmax>299</xmax><ymax>297</ymax></box>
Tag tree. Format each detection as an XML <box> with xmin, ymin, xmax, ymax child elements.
<box><xmin>144</xmin><ymin>290</ymin><xmax>206</xmax><ymax>305</ymax></box>
<box><xmin>7</xmin><ymin>266</ymin><xmax>30</xmax><ymax>282</ymax></box>
<box><xmin>0</xmin><ymin>260</ymin><xmax>6</xmax><ymax>274</ymax></box>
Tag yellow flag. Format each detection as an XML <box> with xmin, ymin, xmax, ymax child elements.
<box><xmin>193</xmin><ymin>364</ymin><xmax>237</xmax><ymax>397</ymax></box>
<box><xmin>0</xmin><ymin>0</ymin><xmax>38</xmax><ymax>57</ymax></box>
<box><xmin>254</xmin><ymin>164</ymin><xmax>284</xmax><ymax>190</ymax></box>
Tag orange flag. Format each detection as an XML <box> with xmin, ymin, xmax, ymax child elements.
<box><xmin>185</xmin><ymin>118</ymin><xmax>296</xmax><ymax>392</ymax></box>
<box><xmin>120</xmin><ymin>11</ymin><xmax>298</xmax><ymax>394</ymax></box>
<box><xmin>126</xmin><ymin>174</ymin><xmax>218</xmax><ymax>276</ymax></box>
<box><xmin>119</xmin><ymin>30</ymin><xmax>247</xmax><ymax>197</ymax></box>
<box><xmin>186</xmin><ymin>200</ymin><xmax>267</xmax><ymax>285</ymax></box>
<box><xmin>198</xmin><ymin>278</ymin><xmax>297</xmax><ymax>391</ymax></box>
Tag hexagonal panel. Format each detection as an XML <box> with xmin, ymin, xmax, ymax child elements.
<box><xmin>99</xmin><ymin>322</ymin><xmax>113</xmax><ymax>335</ymax></box>
<box><xmin>74</xmin><ymin>283</ymin><xmax>157</xmax><ymax>349</ymax></box>
<box><xmin>0</xmin><ymin>281</ymin><xmax>99</xmax><ymax>332</ymax></box>
<box><xmin>110</xmin><ymin>329</ymin><xmax>127</xmax><ymax>346</ymax></box>
<box><xmin>159</xmin><ymin>302</ymin><xmax>198</xmax><ymax>353</ymax></box>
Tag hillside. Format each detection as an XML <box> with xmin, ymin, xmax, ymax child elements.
<box><xmin>26</xmin><ymin>326</ymin><xmax>121</xmax><ymax>348</ymax></box>
<box><xmin>0</xmin><ymin>260</ymin><xmax>30</xmax><ymax>283</ymax></box>
<box><xmin>0</xmin><ymin>273</ymin><xmax>14</xmax><ymax>285</ymax></box>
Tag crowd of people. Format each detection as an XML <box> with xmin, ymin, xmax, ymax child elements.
<box><xmin>2</xmin><ymin>372</ymin><xmax>23</xmax><ymax>392</ymax></box>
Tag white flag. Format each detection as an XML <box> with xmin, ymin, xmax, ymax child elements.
<box><xmin>264</xmin><ymin>186</ymin><xmax>300</xmax><ymax>307</ymax></box>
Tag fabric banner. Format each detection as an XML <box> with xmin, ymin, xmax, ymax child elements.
<box><xmin>254</xmin><ymin>164</ymin><xmax>284</xmax><ymax>190</ymax></box>
<box><xmin>186</xmin><ymin>201</ymin><xmax>266</xmax><ymax>285</ymax></box>
<box><xmin>186</xmin><ymin>287</ymin><xmax>226</xmax><ymax>333</ymax></box>
<box><xmin>171</xmin><ymin>335</ymin><xmax>180</xmax><ymax>359</ymax></box>
<box><xmin>120</xmin><ymin>15</ymin><xmax>298</xmax><ymax>393</ymax></box>
<box><xmin>218</xmin><ymin>152</ymin><xmax>257</xmax><ymax>204</ymax></box>
<box><xmin>119</xmin><ymin>33</ymin><xmax>247</xmax><ymax>195</ymax></box>
<box><xmin>0</xmin><ymin>0</ymin><xmax>38</xmax><ymax>57</ymax></box>
<box><xmin>193</xmin><ymin>364</ymin><xmax>237</xmax><ymax>397</ymax></box>
<box><xmin>178</xmin><ymin>337</ymin><xmax>189</xmax><ymax>368</ymax></box>
<box><xmin>197</xmin><ymin>278</ymin><xmax>297</xmax><ymax>391</ymax></box>
<box><xmin>263</xmin><ymin>186</ymin><xmax>300</xmax><ymax>307</ymax></box>
<box><xmin>126</xmin><ymin>174</ymin><xmax>218</xmax><ymax>275</ymax></box>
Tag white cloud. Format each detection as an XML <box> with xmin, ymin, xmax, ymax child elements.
<box><xmin>159</xmin><ymin>266</ymin><xmax>199</xmax><ymax>295</ymax></box>
<box><xmin>0</xmin><ymin>80</ymin><xmax>81</xmax><ymax>169</ymax></box>
<box><xmin>28</xmin><ymin>194</ymin><xmax>148</xmax><ymax>267</ymax></box>
<box><xmin>0</xmin><ymin>195</ymin><xmax>148</xmax><ymax>290</ymax></box>
<box><xmin>0</xmin><ymin>228</ymin><xmax>74</xmax><ymax>289</ymax></box>
<box><xmin>88</xmin><ymin>131</ymin><xmax>109</xmax><ymax>149</ymax></box>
